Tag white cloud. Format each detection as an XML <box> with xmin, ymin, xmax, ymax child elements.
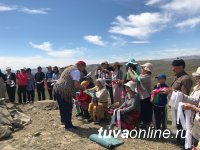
<box><xmin>29</xmin><ymin>41</ymin><xmax>84</xmax><ymax>58</ymax></box>
<box><xmin>146</xmin><ymin>0</ymin><xmax>161</xmax><ymax>6</ymax></box>
<box><xmin>20</xmin><ymin>8</ymin><xmax>50</xmax><ymax>15</ymax></box>
<box><xmin>29</xmin><ymin>42</ymin><xmax>52</xmax><ymax>52</ymax></box>
<box><xmin>175</xmin><ymin>17</ymin><xmax>200</xmax><ymax>28</ymax></box>
<box><xmin>83</xmin><ymin>35</ymin><xmax>107</xmax><ymax>46</ymax></box>
<box><xmin>0</xmin><ymin>3</ymin><xmax>50</xmax><ymax>14</ymax></box>
<box><xmin>131</xmin><ymin>41</ymin><xmax>151</xmax><ymax>44</ymax></box>
<box><xmin>110</xmin><ymin>35</ymin><xmax>127</xmax><ymax>46</ymax></box>
<box><xmin>162</xmin><ymin>0</ymin><xmax>200</xmax><ymax>15</ymax></box>
<box><xmin>109</xmin><ymin>12</ymin><xmax>170</xmax><ymax>39</ymax></box>
<box><xmin>0</xmin><ymin>4</ymin><xmax>16</xmax><ymax>11</ymax></box>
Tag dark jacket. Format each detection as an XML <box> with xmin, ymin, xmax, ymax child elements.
<box><xmin>153</xmin><ymin>83</ymin><xmax>168</xmax><ymax>107</ymax></box>
<box><xmin>171</xmin><ymin>71</ymin><xmax>193</xmax><ymax>95</ymax></box>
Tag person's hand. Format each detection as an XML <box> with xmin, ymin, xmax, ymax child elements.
<box><xmin>162</xmin><ymin>88</ymin><xmax>173</xmax><ymax>94</ymax></box>
<box><xmin>128</xmin><ymin>67</ymin><xmax>132</xmax><ymax>74</ymax></box>
<box><xmin>182</xmin><ymin>103</ymin><xmax>194</xmax><ymax>110</ymax></box>
<box><xmin>192</xmin><ymin>145</ymin><xmax>197</xmax><ymax>150</ymax></box>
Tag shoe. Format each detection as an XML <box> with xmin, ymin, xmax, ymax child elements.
<box><xmin>65</xmin><ymin>126</ymin><xmax>78</xmax><ymax>131</ymax></box>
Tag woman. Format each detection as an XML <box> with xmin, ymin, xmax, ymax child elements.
<box><xmin>112</xmin><ymin>62</ymin><xmax>123</xmax><ymax>105</ymax></box>
<box><xmin>5</xmin><ymin>67</ymin><xmax>16</xmax><ymax>103</ymax></box>
<box><xmin>128</xmin><ymin>62</ymin><xmax>153</xmax><ymax>129</ymax></box>
<box><xmin>26</xmin><ymin>68</ymin><xmax>35</xmax><ymax>103</ymax></box>
<box><xmin>119</xmin><ymin>81</ymin><xmax>141</xmax><ymax>130</ymax></box>
<box><xmin>88</xmin><ymin>78</ymin><xmax>109</xmax><ymax>124</ymax></box>
<box><xmin>95</xmin><ymin>65</ymin><xmax>102</xmax><ymax>79</ymax></box>
<box><xmin>52</xmin><ymin>66</ymin><xmax>60</xmax><ymax>82</ymax></box>
<box><xmin>0</xmin><ymin>69</ymin><xmax>6</xmax><ymax>98</ymax></box>
<box><xmin>180</xmin><ymin>67</ymin><xmax>200</xmax><ymax>150</ymax></box>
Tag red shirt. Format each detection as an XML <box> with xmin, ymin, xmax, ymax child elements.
<box><xmin>77</xmin><ymin>91</ymin><xmax>92</xmax><ymax>104</ymax></box>
<box><xmin>16</xmin><ymin>72</ymin><xmax>28</xmax><ymax>86</ymax></box>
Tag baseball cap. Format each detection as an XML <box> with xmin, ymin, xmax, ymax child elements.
<box><xmin>76</xmin><ymin>61</ymin><xmax>86</xmax><ymax>66</ymax></box>
<box><xmin>155</xmin><ymin>73</ymin><xmax>166</xmax><ymax>80</ymax></box>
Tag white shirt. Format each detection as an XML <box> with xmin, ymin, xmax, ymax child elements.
<box><xmin>70</xmin><ymin>70</ymin><xmax>80</xmax><ymax>81</ymax></box>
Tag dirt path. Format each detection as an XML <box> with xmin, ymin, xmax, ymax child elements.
<box><xmin>0</xmin><ymin>104</ymin><xmax>181</xmax><ymax>150</ymax></box>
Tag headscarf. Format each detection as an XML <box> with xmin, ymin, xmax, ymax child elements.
<box><xmin>96</xmin><ymin>78</ymin><xmax>106</xmax><ymax>87</ymax></box>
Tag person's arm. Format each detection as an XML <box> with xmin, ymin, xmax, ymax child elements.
<box><xmin>121</xmin><ymin>97</ymin><xmax>137</xmax><ymax>113</ymax></box>
<box><xmin>13</xmin><ymin>73</ymin><xmax>16</xmax><ymax>83</ymax></box>
<box><xmin>70</xmin><ymin>70</ymin><xmax>85</xmax><ymax>91</ymax></box>
<box><xmin>183</xmin><ymin>94</ymin><xmax>200</xmax><ymax>105</ymax></box>
<box><xmin>181</xmin><ymin>78</ymin><xmax>193</xmax><ymax>95</ymax></box>
<box><xmin>88</xmin><ymin>86</ymin><xmax>97</xmax><ymax>92</ymax></box>
<box><xmin>42</xmin><ymin>72</ymin><xmax>45</xmax><ymax>83</ymax></box>
<box><xmin>182</xmin><ymin>103</ymin><xmax>200</xmax><ymax>113</ymax></box>
<box><xmin>119</xmin><ymin>101</ymin><xmax>126</xmax><ymax>109</ymax></box>
<box><xmin>128</xmin><ymin>68</ymin><xmax>137</xmax><ymax>81</ymax></box>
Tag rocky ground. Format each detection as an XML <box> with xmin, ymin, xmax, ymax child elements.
<box><xmin>0</xmin><ymin>102</ymin><xmax>182</xmax><ymax>150</ymax></box>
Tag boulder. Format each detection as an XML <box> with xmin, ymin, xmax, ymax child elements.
<box><xmin>33</xmin><ymin>100</ymin><xmax>58</xmax><ymax>110</ymax></box>
<box><xmin>0</xmin><ymin>126</ymin><xmax>12</xmax><ymax>140</ymax></box>
<box><xmin>0</xmin><ymin>98</ymin><xmax>31</xmax><ymax>140</ymax></box>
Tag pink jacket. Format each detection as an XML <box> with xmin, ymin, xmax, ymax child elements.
<box><xmin>16</xmin><ymin>72</ymin><xmax>28</xmax><ymax>86</ymax></box>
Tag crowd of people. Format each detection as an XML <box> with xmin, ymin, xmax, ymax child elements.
<box><xmin>0</xmin><ymin>58</ymin><xmax>199</xmax><ymax>150</ymax></box>
<box><xmin>0</xmin><ymin>65</ymin><xmax>65</xmax><ymax>103</ymax></box>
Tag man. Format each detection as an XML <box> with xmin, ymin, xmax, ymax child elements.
<box><xmin>101</xmin><ymin>61</ymin><xmax>114</xmax><ymax>104</ymax></box>
<box><xmin>46</xmin><ymin>66</ymin><xmax>53</xmax><ymax>100</ymax></box>
<box><xmin>35</xmin><ymin>66</ymin><xmax>46</xmax><ymax>100</ymax></box>
<box><xmin>170</xmin><ymin>58</ymin><xmax>193</xmax><ymax>147</ymax></box>
<box><xmin>53</xmin><ymin>61</ymin><xmax>86</xmax><ymax>130</ymax></box>
<box><xmin>5</xmin><ymin>67</ymin><xmax>16</xmax><ymax>103</ymax></box>
<box><xmin>16</xmin><ymin>67</ymin><xmax>28</xmax><ymax>104</ymax></box>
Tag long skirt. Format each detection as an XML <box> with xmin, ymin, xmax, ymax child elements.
<box><xmin>120</xmin><ymin>111</ymin><xmax>140</xmax><ymax>131</ymax></box>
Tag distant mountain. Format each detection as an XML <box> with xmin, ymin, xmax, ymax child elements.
<box><xmin>163</xmin><ymin>55</ymin><xmax>200</xmax><ymax>61</ymax></box>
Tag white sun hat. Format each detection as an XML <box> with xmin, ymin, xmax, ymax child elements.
<box><xmin>192</xmin><ymin>67</ymin><xmax>200</xmax><ymax>77</ymax></box>
<box><xmin>124</xmin><ymin>81</ymin><xmax>137</xmax><ymax>92</ymax></box>
<box><xmin>141</xmin><ymin>63</ymin><xmax>153</xmax><ymax>73</ymax></box>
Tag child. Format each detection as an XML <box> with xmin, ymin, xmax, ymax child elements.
<box><xmin>88</xmin><ymin>78</ymin><xmax>109</xmax><ymax>124</ymax></box>
<box><xmin>76</xmin><ymin>81</ymin><xmax>92</xmax><ymax>119</ymax></box>
<box><xmin>151</xmin><ymin>73</ymin><xmax>168</xmax><ymax>131</ymax></box>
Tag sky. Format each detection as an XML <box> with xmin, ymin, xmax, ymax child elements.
<box><xmin>0</xmin><ymin>0</ymin><xmax>200</xmax><ymax>69</ymax></box>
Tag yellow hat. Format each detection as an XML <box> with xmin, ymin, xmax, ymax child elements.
<box><xmin>81</xmin><ymin>81</ymin><xmax>89</xmax><ymax>87</ymax></box>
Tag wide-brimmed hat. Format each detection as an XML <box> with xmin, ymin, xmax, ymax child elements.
<box><xmin>125</xmin><ymin>59</ymin><xmax>138</xmax><ymax>66</ymax></box>
<box><xmin>6</xmin><ymin>67</ymin><xmax>11</xmax><ymax>71</ymax></box>
<box><xmin>20</xmin><ymin>67</ymin><xmax>26</xmax><ymax>70</ymax></box>
<box><xmin>113</xmin><ymin>62</ymin><xmax>122</xmax><ymax>67</ymax></box>
<box><xmin>124</xmin><ymin>81</ymin><xmax>137</xmax><ymax>92</ymax></box>
<box><xmin>60</xmin><ymin>65</ymin><xmax>65</xmax><ymax>69</ymax></box>
<box><xmin>192</xmin><ymin>67</ymin><xmax>200</xmax><ymax>77</ymax></box>
<box><xmin>141</xmin><ymin>63</ymin><xmax>153</xmax><ymax>73</ymax></box>
<box><xmin>96</xmin><ymin>78</ymin><xmax>106</xmax><ymax>87</ymax></box>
